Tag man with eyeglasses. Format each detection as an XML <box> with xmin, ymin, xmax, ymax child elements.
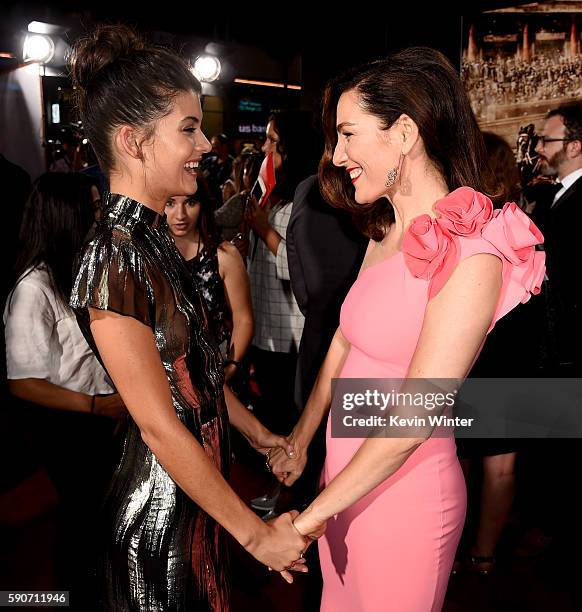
<box><xmin>534</xmin><ymin>104</ymin><xmax>582</xmax><ymax>375</ymax></box>
<box><xmin>531</xmin><ymin>105</ymin><xmax>582</xmax><ymax>610</ymax></box>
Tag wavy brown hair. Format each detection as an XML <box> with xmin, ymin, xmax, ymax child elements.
<box><xmin>319</xmin><ymin>47</ymin><xmax>488</xmax><ymax>241</ymax></box>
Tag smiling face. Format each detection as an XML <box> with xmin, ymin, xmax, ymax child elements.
<box><xmin>165</xmin><ymin>195</ymin><xmax>201</xmax><ymax>238</ymax></box>
<box><xmin>332</xmin><ymin>90</ymin><xmax>401</xmax><ymax>204</ymax></box>
<box><xmin>142</xmin><ymin>91</ymin><xmax>211</xmax><ymax>199</ymax></box>
<box><xmin>261</xmin><ymin>120</ymin><xmax>283</xmax><ymax>171</ymax></box>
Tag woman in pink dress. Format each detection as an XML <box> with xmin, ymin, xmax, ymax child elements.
<box><xmin>269</xmin><ymin>47</ymin><xmax>545</xmax><ymax>611</ymax></box>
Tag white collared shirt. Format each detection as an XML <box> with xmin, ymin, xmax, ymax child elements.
<box><xmin>553</xmin><ymin>167</ymin><xmax>582</xmax><ymax>204</ymax></box>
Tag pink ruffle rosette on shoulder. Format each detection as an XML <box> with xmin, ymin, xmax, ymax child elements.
<box><xmin>401</xmin><ymin>186</ymin><xmax>545</xmax><ymax>326</ymax></box>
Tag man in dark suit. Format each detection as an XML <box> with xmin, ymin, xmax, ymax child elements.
<box><xmin>287</xmin><ymin>175</ymin><xmax>367</xmax><ymax>411</ymax></box>
<box><xmin>532</xmin><ymin>105</ymin><xmax>582</xmax><ymax>608</ymax></box>
<box><xmin>534</xmin><ymin>105</ymin><xmax>582</xmax><ymax>374</ymax></box>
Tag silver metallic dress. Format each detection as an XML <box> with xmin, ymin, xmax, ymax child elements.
<box><xmin>71</xmin><ymin>193</ymin><xmax>230</xmax><ymax>611</ymax></box>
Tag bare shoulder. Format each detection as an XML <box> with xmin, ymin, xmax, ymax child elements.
<box><xmin>88</xmin><ymin>306</ymin><xmax>124</xmax><ymax>322</ymax></box>
<box><xmin>217</xmin><ymin>240</ymin><xmax>245</xmax><ymax>272</ymax></box>
<box><xmin>218</xmin><ymin>240</ymin><xmax>243</xmax><ymax>261</ymax></box>
<box><xmin>451</xmin><ymin>252</ymin><xmax>502</xmax><ymax>289</ymax></box>
<box><xmin>429</xmin><ymin>252</ymin><xmax>502</xmax><ymax>320</ymax></box>
<box><xmin>218</xmin><ymin>240</ymin><xmax>240</xmax><ymax>256</ymax></box>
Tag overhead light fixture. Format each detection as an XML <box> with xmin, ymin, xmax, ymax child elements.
<box><xmin>27</xmin><ymin>21</ymin><xmax>65</xmax><ymax>35</ymax></box>
<box><xmin>234</xmin><ymin>78</ymin><xmax>301</xmax><ymax>90</ymax></box>
<box><xmin>23</xmin><ymin>21</ymin><xmax>70</xmax><ymax>67</ymax></box>
<box><xmin>192</xmin><ymin>55</ymin><xmax>221</xmax><ymax>83</ymax></box>
<box><xmin>23</xmin><ymin>33</ymin><xmax>55</xmax><ymax>64</ymax></box>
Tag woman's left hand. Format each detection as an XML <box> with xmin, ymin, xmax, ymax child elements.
<box><xmin>244</xmin><ymin>196</ymin><xmax>271</xmax><ymax>237</ymax></box>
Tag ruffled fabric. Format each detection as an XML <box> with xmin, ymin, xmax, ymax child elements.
<box><xmin>435</xmin><ymin>187</ymin><xmax>493</xmax><ymax>236</ymax></box>
<box><xmin>402</xmin><ymin>214</ymin><xmax>455</xmax><ymax>280</ymax></box>
<box><xmin>402</xmin><ymin>186</ymin><xmax>545</xmax><ymax>326</ymax></box>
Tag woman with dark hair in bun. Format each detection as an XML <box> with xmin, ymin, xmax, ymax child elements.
<box><xmin>68</xmin><ymin>24</ymin><xmax>308</xmax><ymax>611</ymax></box>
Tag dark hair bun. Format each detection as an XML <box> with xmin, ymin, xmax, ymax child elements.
<box><xmin>70</xmin><ymin>24</ymin><xmax>145</xmax><ymax>92</ymax></box>
<box><xmin>68</xmin><ymin>23</ymin><xmax>200</xmax><ymax>174</ymax></box>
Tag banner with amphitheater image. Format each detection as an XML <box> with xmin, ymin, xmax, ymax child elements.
<box><xmin>462</xmin><ymin>4</ymin><xmax>582</xmax><ymax>181</ymax></box>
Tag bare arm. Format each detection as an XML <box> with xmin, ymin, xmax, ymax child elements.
<box><xmin>293</xmin><ymin>237</ymin><xmax>378</xmax><ymax>444</ymax></box>
<box><xmin>87</xmin><ymin>307</ymin><xmax>306</xmax><ymax>575</ymax></box>
<box><xmin>269</xmin><ymin>238</ymin><xmax>376</xmax><ymax>483</ymax></box>
<box><xmin>223</xmin><ymin>385</ymin><xmax>294</xmax><ymax>457</ymax></box>
<box><xmin>8</xmin><ymin>378</ymin><xmax>125</xmax><ymax>418</ymax></box>
<box><xmin>269</xmin><ymin>326</ymin><xmax>351</xmax><ymax>484</ymax></box>
<box><xmin>217</xmin><ymin>241</ymin><xmax>254</xmax><ymax>381</ymax></box>
<box><xmin>293</xmin><ymin>254</ymin><xmax>502</xmax><ymax>536</ymax></box>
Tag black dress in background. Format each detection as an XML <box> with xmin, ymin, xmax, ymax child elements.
<box><xmin>185</xmin><ymin>244</ymin><xmax>231</xmax><ymax>357</ymax></box>
<box><xmin>458</xmin><ymin>296</ymin><xmax>545</xmax><ymax>458</ymax></box>
<box><xmin>70</xmin><ymin>194</ymin><xmax>230</xmax><ymax>612</ymax></box>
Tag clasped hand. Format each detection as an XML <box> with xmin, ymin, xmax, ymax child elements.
<box><xmin>268</xmin><ymin>434</ymin><xmax>307</xmax><ymax>486</ymax></box>
<box><xmin>251</xmin><ymin>433</ymin><xmax>327</xmax><ymax>582</ymax></box>
<box><xmin>250</xmin><ymin>510</ymin><xmax>308</xmax><ymax>583</ymax></box>
<box><xmin>252</xmin><ymin>509</ymin><xmax>326</xmax><ymax>584</ymax></box>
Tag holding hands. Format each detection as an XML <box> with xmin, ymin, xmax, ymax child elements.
<box><xmin>247</xmin><ymin>425</ymin><xmax>296</xmax><ymax>461</ymax></box>
<box><xmin>246</xmin><ymin>510</ymin><xmax>308</xmax><ymax>583</ymax></box>
<box><xmin>263</xmin><ymin>430</ymin><xmax>327</xmax><ymax>579</ymax></box>
<box><xmin>293</xmin><ymin>506</ymin><xmax>327</xmax><ymax>543</ymax></box>
<box><xmin>268</xmin><ymin>431</ymin><xmax>308</xmax><ymax>486</ymax></box>
<box><xmin>249</xmin><ymin>429</ymin><xmax>327</xmax><ymax>582</ymax></box>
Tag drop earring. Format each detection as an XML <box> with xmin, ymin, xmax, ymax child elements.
<box><xmin>385</xmin><ymin>150</ymin><xmax>405</xmax><ymax>188</ymax></box>
<box><xmin>385</xmin><ymin>135</ymin><xmax>406</xmax><ymax>188</ymax></box>
<box><xmin>385</xmin><ymin>165</ymin><xmax>398</xmax><ymax>188</ymax></box>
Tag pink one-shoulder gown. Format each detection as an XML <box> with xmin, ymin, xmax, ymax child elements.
<box><xmin>318</xmin><ymin>188</ymin><xmax>545</xmax><ymax>611</ymax></box>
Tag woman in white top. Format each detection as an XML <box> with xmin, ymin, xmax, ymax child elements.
<box><xmin>5</xmin><ymin>173</ymin><xmax>124</xmax><ymax>416</ymax></box>
<box><xmin>4</xmin><ymin>172</ymin><xmax>125</xmax><ymax>600</ymax></box>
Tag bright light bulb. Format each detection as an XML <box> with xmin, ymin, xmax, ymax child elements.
<box><xmin>23</xmin><ymin>34</ymin><xmax>54</xmax><ymax>63</ymax></box>
<box><xmin>192</xmin><ymin>56</ymin><xmax>221</xmax><ymax>83</ymax></box>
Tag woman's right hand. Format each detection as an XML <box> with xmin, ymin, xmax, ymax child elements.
<box><xmin>93</xmin><ymin>393</ymin><xmax>126</xmax><ymax>419</ymax></box>
<box><xmin>245</xmin><ymin>510</ymin><xmax>308</xmax><ymax>581</ymax></box>
<box><xmin>269</xmin><ymin>432</ymin><xmax>308</xmax><ymax>486</ymax></box>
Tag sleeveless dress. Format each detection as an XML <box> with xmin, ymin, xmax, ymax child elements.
<box><xmin>70</xmin><ymin>193</ymin><xmax>230</xmax><ymax>612</ymax></box>
<box><xmin>185</xmin><ymin>243</ymin><xmax>231</xmax><ymax>359</ymax></box>
<box><xmin>319</xmin><ymin>188</ymin><xmax>545</xmax><ymax>611</ymax></box>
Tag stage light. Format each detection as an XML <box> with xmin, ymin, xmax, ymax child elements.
<box><xmin>23</xmin><ymin>33</ymin><xmax>54</xmax><ymax>64</ymax></box>
<box><xmin>192</xmin><ymin>55</ymin><xmax>221</xmax><ymax>83</ymax></box>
